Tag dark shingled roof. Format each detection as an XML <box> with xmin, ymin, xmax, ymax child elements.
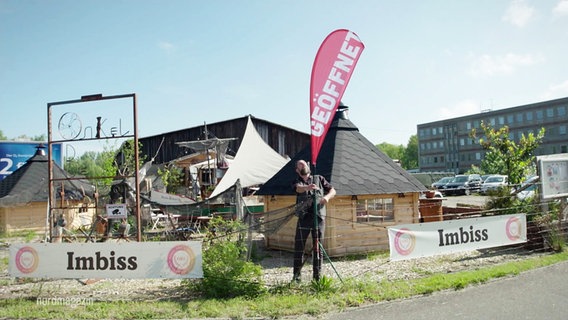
<box><xmin>0</xmin><ymin>150</ymin><xmax>94</xmax><ymax>207</ymax></box>
<box><xmin>257</xmin><ymin>107</ymin><xmax>426</xmax><ymax>196</ymax></box>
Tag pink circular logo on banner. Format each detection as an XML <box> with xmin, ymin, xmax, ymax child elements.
<box><xmin>15</xmin><ymin>246</ymin><xmax>39</xmax><ymax>274</ymax></box>
<box><xmin>506</xmin><ymin>217</ymin><xmax>522</xmax><ymax>241</ymax></box>
<box><xmin>394</xmin><ymin>228</ymin><xmax>416</xmax><ymax>256</ymax></box>
<box><xmin>167</xmin><ymin>245</ymin><xmax>195</xmax><ymax>275</ymax></box>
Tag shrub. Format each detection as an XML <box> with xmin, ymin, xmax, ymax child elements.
<box><xmin>186</xmin><ymin>216</ymin><xmax>266</xmax><ymax>299</ymax></box>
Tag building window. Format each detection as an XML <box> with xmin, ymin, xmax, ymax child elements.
<box><xmin>432</xmin><ymin>127</ymin><xmax>437</xmax><ymax>135</ymax></box>
<box><xmin>440</xmin><ymin>141</ymin><xmax>444</xmax><ymax>148</ymax></box>
<box><xmin>476</xmin><ymin>152</ymin><xmax>481</xmax><ymax>160</ymax></box>
<box><xmin>560</xmin><ymin>125</ymin><xmax>567</xmax><ymax>135</ymax></box>
<box><xmin>507</xmin><ymin>115</ymin><xmax>514</xmax><ymax>124</ymax></box>
<box><xmin>562</xmin><ymin>145</ymin><xmax>567</xmax><ymax>153</ymax></box>
<box><xmin>546</xmin><ymin>108</ymin><xmax>554</xmax><ymax>118</ymax></box>
<box><xmin>526</xmin><ymin>112</ymin><xmax>533</xmax><ymax>121</ymax></box>
<box><xmin>439</xmin><ymin>127</ymin><xmax>444</xmax><ymax>134</ymax></box>
<box><xmin>466</xmin><ymin>122</ymin><xmax>472</xmax><ymax>130</ymax></box>
<box><xmin>498</xmin><ymin>116</ymin><xmax>505</xmax><ymax>125</ymax></box>
<box><xmin>516</xmin><ymin>113</ymin><xmax>523</xmax><ymax>123</ymax></box>
<box><xmin>558</xmin><ymin>106</ymin><xmax>566</xmax><ymax>117</ymax></box>
<box><xmin>356</xmin><ymin>197</ymin><xmax>394</xmax><ymax>223</ymax></box>
<box><xmin>460</xmin><ymin>138</ymin><xmax>465</xmax><ymax>146</ymax></box>
<box><xmin>536</xmin><ymin>110</ymin><xmax>544</xmax><ymax>120</ymax></box>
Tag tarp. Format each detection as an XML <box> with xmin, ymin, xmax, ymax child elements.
<box><xmin>209</xmin><ymin>117</ymin><xmax>289</xmax><ymax>198</ymax></box>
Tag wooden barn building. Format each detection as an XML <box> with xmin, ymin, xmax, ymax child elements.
<box><xmin>257</xmin><ymin>106</ymin><xmax>427</xmax><ymax>257</ymax></box>
<box><xmin>139</xmin><ymin>115</ymin><xmax>309</xmax><ymax>165</ymax></box>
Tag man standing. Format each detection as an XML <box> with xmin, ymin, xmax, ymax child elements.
<box><xmin>292</xmin><ymin>160</ymin><xmax>336</xmax><ymax>282</ymax></box>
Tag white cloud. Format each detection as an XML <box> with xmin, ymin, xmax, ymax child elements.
<box><xmin>468</xmin><ymin>53</ymin><xmax>542</xmax><ymax>77</ymax></box>
<box><xmin>553</xmin><ymin>0</ymin><xmax>568</xmax><ymax>16</ymax></box>
<box><xmin>158</xmin><ymin>41</ymin><xmax>176</xmax><ymax>53</ymax></box>
<box><xmin>502</xmin><ymin>0</ymin><xmax>535</xmax><ymax>27</ymax></box>
<box><xmin>439</xmin><ymin>100</ymin><xmax>480</xmax><ymax>119</ymax></box>
<box><xmin>541</xmin><ymin>80</ymin><xmax>568</xmax><ymax>100</ymax></box>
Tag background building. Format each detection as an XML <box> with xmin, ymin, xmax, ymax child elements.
<box><xmin>417</xmin><ymin>97</ymin><xmax>568</xmax><ymax>173</ymax></box>
<box><xmin>140</xmin><ymin>115</ymin><xmax>309</xmax><ymax>165</ymax></box>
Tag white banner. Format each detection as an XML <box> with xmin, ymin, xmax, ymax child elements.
<box><xmin>388</xmin><ymin>214</ymin><xmax>526</xmax><ymax>261</ymax></box>
<box><xmin>150</xmin><ymin>190</ymin><xmax>196</xmax><ymax>205</ymax></box>
<box><xmin>9</xmin><ymin>241</ymin><xmax>202</xmax><ymax>279</ymax></box>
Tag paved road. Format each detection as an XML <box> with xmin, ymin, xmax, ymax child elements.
<box><xmin>321</xmin><ymin>260</ymin><xmax>568</xmax><ymax>320</ymax></box>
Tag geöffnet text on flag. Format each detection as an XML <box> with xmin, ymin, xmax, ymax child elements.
<box><xmin>310</xmin><ymin>29</ymin><xmax>364</xmax><ymax>165</ymax></box>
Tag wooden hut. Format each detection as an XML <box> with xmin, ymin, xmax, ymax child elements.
<box><xmin>256</xmin><ymin>106</ymin><xmax>426</xmax><ymax>257</ymax></box>
<box><xmin>0</xmin><ymin>146</ymin><xmax>95</xmax><ymax>234</ymax></box>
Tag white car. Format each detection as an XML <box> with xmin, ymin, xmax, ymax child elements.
<box><xmin>514</xmin><ymin>176</ymin><xmax>539</xmax><ymax>200</ymax></box>
<box><xmin>480</xmin><ymin>175</ymin><xmax>508</xmax><ymax>194</ymax></box>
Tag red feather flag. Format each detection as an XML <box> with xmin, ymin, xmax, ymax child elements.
<box><xmin>310</xmin><ymin>29</ymin><xmax>365</xmax><ymax>165</ymax></box>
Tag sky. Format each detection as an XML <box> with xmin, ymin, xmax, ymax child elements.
<box><xmin>2</xmin><ymin>0</ymin><xmax>568</xmax><ymax>151</ymax></box>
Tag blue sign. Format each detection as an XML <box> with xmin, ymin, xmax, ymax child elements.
<box><xmin>0</xmin><ymin>142</ymin><xmax>62</xmax><ymax>180</ymax></box>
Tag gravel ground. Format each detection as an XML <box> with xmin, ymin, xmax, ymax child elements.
<box><xmin>0</xmin><ymin>234</ymin><xmax>547</xmax><ymax>303</ymax></box>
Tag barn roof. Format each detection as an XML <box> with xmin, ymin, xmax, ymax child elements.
<box><xmin>256</xmin><ymin>106</ymin><xmax>426</xmax><ymax>196</ymax></box>
<box><xmin>0</xmin><ymin>147</ymin><xmax>94</xmax><ymax>207</ymax></box>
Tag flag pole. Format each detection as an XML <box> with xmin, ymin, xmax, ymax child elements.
<box><xmin>312</xmin><ymin>163</ymin><xmax>343</xmax><ymax>283</ymax></box>
<box><xmin>309</xmin><ymin>29</ymin><xmax>364</xmax><ymax>283</ymax></box>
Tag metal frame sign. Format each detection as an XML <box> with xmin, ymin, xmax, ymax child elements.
<box><xmin>537</xmin><ymin>154</ymin><xmax>568</xmax><ymax>200</ymax></box>
<box><xmin>9</xmin><ymin>241</ymin><xmax>202</xmax><ymax>279</ymax></box>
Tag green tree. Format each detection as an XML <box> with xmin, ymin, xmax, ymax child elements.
<box><xmin>0</xmin><ymin>130</ymin><xmax>7</xmax><ymax>140</ymax></box>
<box><xmin>376</xmin><ymin>136</ymin><xmax>419</xmax><ymax>170</ymax></box>
<box><xmin>65</xmin><ymin>148</ymin><xmax>117</xmax><ymax>188</ymax></box>
<box><xmin>13</xmin><ymin>134</ymin><xmax>46</xmax><ymax>141</ymax></box>
<box><xmin>470</xmin><ymin>121</ymin><xmax>545</xmax><ymax>185</ymax></box>
<box><xmin>115</xmin><ymin>139</ymin><xmax>146</xmax><ymax>177</ymax></box>
<box><xmin>377</xmin><ymin>142</ymin><xmax>404</xmax><ymax>162</ymax></box>
<box><xmin>157</xmin><ymin>163</ymin><xmax>184</xmax><ymax>194</ymax></box>
<box><xmin>401</xmin><ymin>134</ymin><xmax>419</xmax><ymax>170</ymax></box>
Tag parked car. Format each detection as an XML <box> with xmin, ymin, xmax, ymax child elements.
<box><xmin>431</xmin><ymin>176</ymin><xmax>454</xmax><ymax>190</ymax></box>
<box><xmin>439</xmin><ymin>174</ymin><xmax>483</xmax><ymax>196</ymax></box>
<box><xmin>514</xmin><ymin>176</ymin><xmax>539</xmax><ymax>200</ymax></box>
<box><xmin>480</xmin><ymin>175</ymin><xmax>508</xmax><ymax>194</ymax></box>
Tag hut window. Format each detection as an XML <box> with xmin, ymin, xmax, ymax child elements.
<box><xmin>356</xmin><ymin>198</ymin><xmax>394</xmax><ymax>223</ymax></box>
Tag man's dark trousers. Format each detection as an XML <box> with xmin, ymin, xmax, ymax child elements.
<box><xmin>293</xmin><ymin>213</ymin><xmax>325</xmax><ymax>281</ymax></box>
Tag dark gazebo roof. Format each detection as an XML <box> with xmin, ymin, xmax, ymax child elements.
<box><xmin>257</xmin><ymin>106</ymin><xmax>425</xmax><ymax>196</ymax></box>
<box><xmin>0</xmin><ymin>146</ymin><xmax>94</xmax><ymax>207</ymax></box>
